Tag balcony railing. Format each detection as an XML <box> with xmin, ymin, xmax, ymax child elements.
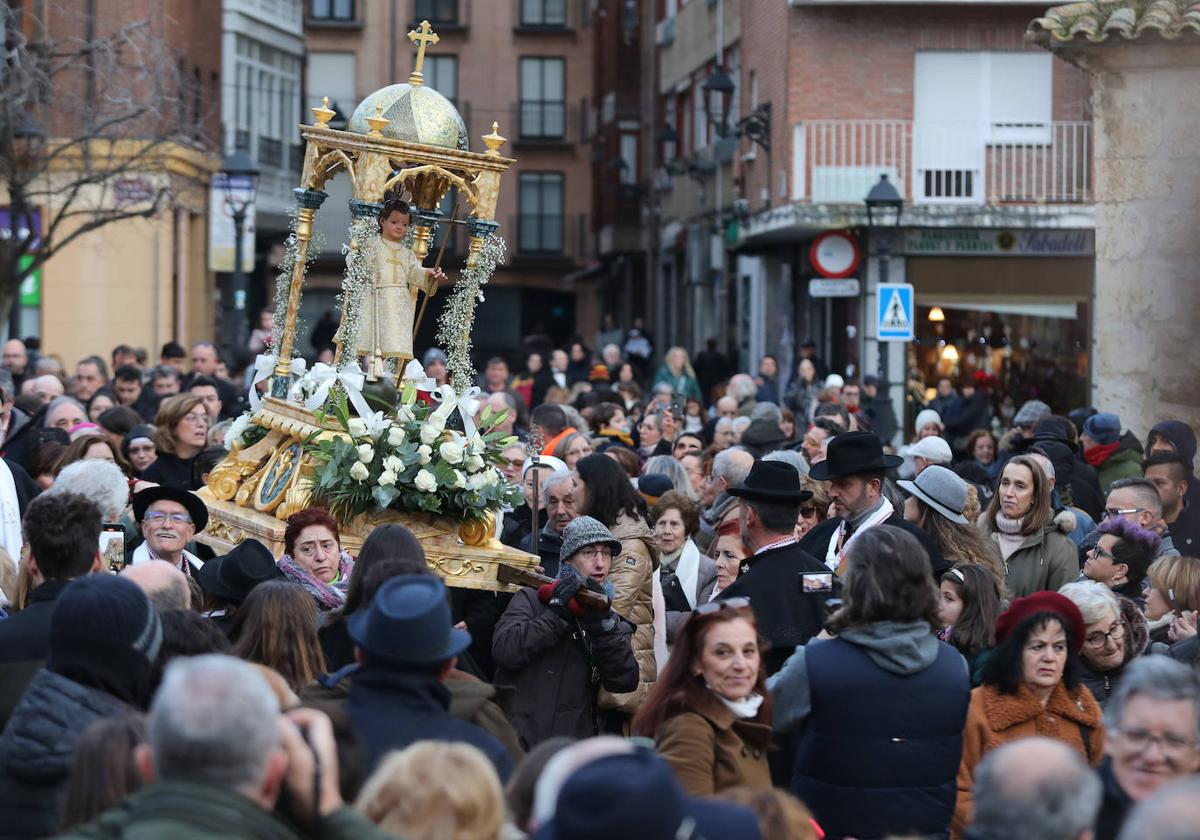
<box><xmin>509</xmin><ymin>212</ymin><xmax>590</xmax><ymax>260</ymax></box>
<box><xmin>258</xmin><ymin>136</ymin><xmax>283</xmax><ymax>168</ymax></box>
<box><xmin>795</xmin><ymin>119</ymin><xmax>1091</xmax><ymax>206</ymax></box>
<box><xmin>511</xmin><ymin>100</ymin><xmax>582</xmax><ymax>143</ymax></box>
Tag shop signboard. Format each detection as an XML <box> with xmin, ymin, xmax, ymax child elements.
<box><xmin>878</xmin><ymin>282</ymin><xmax>915</xmax><ymax>342</ymax></box>
<box><xmin>809</xmin><ymin>278</ymin><xmax>860</xmax><ymax>298</ymax></box>
<box><xmin>904</xmin><ymin>229</ymin><xmax>1092</xmax><ymax>256</ymax></box>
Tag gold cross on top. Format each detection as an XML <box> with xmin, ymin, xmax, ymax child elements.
<box><xmin>407</xmin><ymin>20</ymin><xmax>440</xmax><ymax>86</ymax></box>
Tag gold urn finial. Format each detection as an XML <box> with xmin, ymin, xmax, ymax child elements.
<box><xmin>483</xmin><ymin>121</ymin><xmax>506</xmax><ymax>156</ymax></box>
<box><xmin>312</xmin><ymin>95</ymin><xmax>336</xmax><ymax>128</ymax></box>
<box><xmin>365</xmin><ymin>102</ymin><xmax>390</xmax><ymax>137</ymax></box>
<box><xmin>407</xmin><ymin>20</ymin><xmax>440</xmax><ymax>86</ymax></box>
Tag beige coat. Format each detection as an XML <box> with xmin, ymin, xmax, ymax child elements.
<box><xmin>598</xmin><ymin>512</ymin><xmax>659</xmax><ymax>716</ymax></box>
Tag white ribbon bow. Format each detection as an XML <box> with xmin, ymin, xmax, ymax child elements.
<box><xmin>401</xmin><ymin>359</ymin><xmax>437</xmax><ymax>393</ymax></box>
<box><xmin>304</xmin><ymin>362</ymin><xmax>373</xmax><ymax>419</ymax></box>
<box><xmin>429</xmin><ymin>384</ymin><xmax>484</xmax><ymax>438</ymax></box>
<box><xmin>250</xmin><ymin>354</ymin><xmax>307</xmax><ymax>411</ymax></box>
<box><xmin>456</xmin><ymin>386</ymin><xmax>484</xmax><ymax>439</ymax></box>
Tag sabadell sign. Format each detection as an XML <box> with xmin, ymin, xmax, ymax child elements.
<box><xmin>904</xmin><ymin>229</ymin><xmax>1093</xmax><ymax>257</ymax></box>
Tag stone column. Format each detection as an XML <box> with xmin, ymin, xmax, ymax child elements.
<box><xmin>1078</xmin><ymin>42</ymin><xmax>1200</xmax><ymax>437</ymax></box>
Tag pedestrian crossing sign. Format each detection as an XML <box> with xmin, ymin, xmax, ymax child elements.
<box><xmin>877</xmin><ymin>282</ymin><xmax>915</xmax><ymax>342</ymax></box>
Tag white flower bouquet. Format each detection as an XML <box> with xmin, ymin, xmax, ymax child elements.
<box><xmin>304</xmin><ymin>382</ymin><xmax>522</xmax><ymax>524</ymax></box>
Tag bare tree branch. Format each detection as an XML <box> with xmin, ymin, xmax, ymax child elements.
<box><xmin>0</xmin><ymin>1</ymin><xmax>217</xmax><ymax>313</ymax></box>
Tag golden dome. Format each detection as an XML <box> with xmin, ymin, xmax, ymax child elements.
<box><xmin>347</xmin><ymin>83</ymin><xmax>468</xmax><ymax>151</ymax></box>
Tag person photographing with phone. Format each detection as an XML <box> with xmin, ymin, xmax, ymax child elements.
<box><xmin>57</xmin><ymin>654</ymin><xmax>396</xmax><ymax>840</ymax></box>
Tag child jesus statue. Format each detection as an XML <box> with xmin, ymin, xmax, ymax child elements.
<box><xmin>354</xmin><ymin>198</ymin><xmax>446</xmax><ymax>380</ymax></box>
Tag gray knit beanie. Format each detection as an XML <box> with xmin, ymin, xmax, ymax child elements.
<box><xmin>559</xmin><ymin>516</ymin><xmax>623</xmax><ymax>564</ymax></box>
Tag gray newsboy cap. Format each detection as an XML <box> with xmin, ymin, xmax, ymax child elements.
<box><xmin>559</xmin><ymin>516</ymin><xmax>623</xmax><ymax>564</ymax></box>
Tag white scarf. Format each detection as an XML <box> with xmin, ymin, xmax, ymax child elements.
<box><xmin>825</xmin><ymin>497</ymin><xmax>895</xmax><ymax>572</ymax></box>
<box><xmin>0</xmin><ymin>459</ymin><xmax>21</xmax><ymax>572</ymax></box>
<box><xmin>656</xmin><ymin>539</ymin><xmax>702</xmax><ymax>610</ymax></box>
<box><xmin>132</xmin><ymin>540</ymin><xmax>203</xmax><ymax>572</ymax></box>
<box><xmin>719</xmin><ymin>691</ymin><xmax>765</xmax><ymax>719</ymax></box>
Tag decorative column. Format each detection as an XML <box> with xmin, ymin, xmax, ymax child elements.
<box><xmin>271</xmin><ymin>187</ymin><xmax>327</xmax><ymax>396</ymax></box>
<box><xmin>465</xmin><ymin>216</ymin><xmax>500</xmax><ymax>270</ymax></box>
<box><xmin>410</xmin><ymin>206</ymin><xmax>442</xmax><ymax>262</ymax></box>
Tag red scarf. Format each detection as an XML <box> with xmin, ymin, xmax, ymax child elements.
<box><xmin>1084</xmin><ymin>440</ymin><xmax>1120</xmax><ymax>467</ymax></box>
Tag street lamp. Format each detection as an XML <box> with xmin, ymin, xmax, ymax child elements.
<box><xmin>218</xmin><ymin>150</ymin><xmax>260</xmax><ymax>362</ymax></box>
<box><xmin>701</xmin><ymin>66</ymin><xmax>735</xmax><ymax>137</ymax></box>
<box><xmin>863</xmin><ymin>173</ymin><xmax>905</xmax><ymax>445</ymax></box>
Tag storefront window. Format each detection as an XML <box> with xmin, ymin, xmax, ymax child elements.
<box><xmin>908</xmin><ymin>302</ymin><xmax>1089</xmax><ymax>430</ymax></box>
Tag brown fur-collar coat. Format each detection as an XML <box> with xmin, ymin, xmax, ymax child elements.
<box><xmin>952</xmin><ymin>681</ymin><xmax>1104</xmax><ymax>838</ymax></box>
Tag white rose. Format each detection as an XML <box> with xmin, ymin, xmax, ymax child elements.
<box><xmin>396</xmin><ymin>406</ymin><xmax>415</xmax><ymax>424</ymax></box>
<box><xmin>452</xmin><ymin>469</ymin><xmax>466</xmax><ymax>488</ymax></box>
<box><xmin>378</xmin><ymin>469</ymin><xmax>397</xmax><ymax>487</ymax></box>
<box><xmin>464</xmin><ymin>454</ymin><xmax>485</xmax><ymax>473</ymax></box>
<box><xmin>467</xmin><ymin>473</ymin><xmax>487</xmax><ymax>491</ymax></box>
<box><xmin>356</xmin><ymin>443</ymin><xmax>375</xmax><ymax>463</ymax></box>
<box><xmin>483</xmin><ymin>468</ymin><xmax>501</xmax><ymax>487</ymax></box>
<box><xmin>420</xmin><ymin>423</ymin><xmax>442</xmax><ymax>445</ymax></box>
<box><xmin>468</xmin><ymin>435</ymin><xmax>485</xmax><ymax>455</ymax></box>
<box><xmin>384</xmin><ymin>455</ymin><xmax>404</xmax><ymax>474</ymax></box>
<box><xmin>349</xmin><ymin>461</ymin><xmax>369</xmax><ymax>482</ymax></box>
<box><xmin>348</xmin><ymin>418</ymin><xmax>368</xmax><ymax>437</ymax></box>
<box><xmin>418</xmin><ymin>444</ymin><xmax>432</xmax><ymax>465</ymax></box>
<box><xmin>439</xmin><ymin>440</ymin><xmax>465</xmax><ymax>465</ymax></box>
<box><xmin>387</xmin><ymin>426</ymin><xmax>406</xmax><ymax>447</ymax></box>
<box><xmin>414</xmin><ymin>469</ymin><xmax>437</xmax><ymax>493</ymax></box>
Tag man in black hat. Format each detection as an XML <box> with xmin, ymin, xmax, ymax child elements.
<box><xmin>799</xmin><ymin>430</ymin><xmax>949</xmax><ymax>578</ymax></box>
<box><xmin>344</xmin><ymin>575</ymin><xmax>515</xmax><ymax>781</ymax></box>
<box><xmin>130</xmin><ymin>485</ymin><xmax>209</xmax><ymax>575</ymax></box>
<box><xmin>195</xmin><ymin>538</ymin><xmax>281</xmax><ymax>633</ymax></box>
<box><xmin>714</xmin><ymin>460</ymin><xmax>830</xmax><ymax>676</ymax></box>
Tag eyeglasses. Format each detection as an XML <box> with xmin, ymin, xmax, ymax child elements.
<box><xmin>182</xmin><ymin>412</ymin><xmax>208</xmax><ymax>425</ymax></box>
<box><xmin>575</xmin><ymin>547</ymin><xmax>613</xmax><ymax>561</ymax></box>
<box><xmin>799</xmin><ymin>506</ymin><xmax>817</xmax><ymax>518</ymax></box>
<box><xmin>144</xmin><ymin>511</ymin><xmax>192</xmax><ymax>526</ymax></box>
<box><xmin>694</xmin><ymin>596</ymin><xmax>751</xmax><ymax>615</ymax></box>
<box><xmin>1115</xmin><ymin>726</ymin><xmax>1196</xmax><ymax>756</ymax></box>
<box><xmin>1085</xmin><ymin>621</ymin><xmax>1125</xmax><ymax>648</ymax></box>
<box><xmin>1103</xmin><ymin>507</ymin><xmax>1145</xmax><ymax>520</ymax></box>
<box><xmin>1090</xmin><ymin>544</ymin><xmax>1118</xmax><ymax>563</ymax></box>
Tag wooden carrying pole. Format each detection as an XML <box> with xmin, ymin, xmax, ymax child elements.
<box><xmin>496</xmin><ymin>564</ymin><xmax>611</xmax><ymax>610</ymax></box>
<box><xmin>414</xmin><ymin>203</ymin><xmax>458</xmax><ymax>335</ymax></box>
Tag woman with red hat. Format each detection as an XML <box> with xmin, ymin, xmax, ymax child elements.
<box><xmin>953</xmin><ymin>591</ymin><xmax>1104</xmax><ymax>837</ymax></box>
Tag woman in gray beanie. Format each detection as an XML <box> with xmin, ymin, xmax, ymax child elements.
<box><xmin>492</xmin><ymin>515</ymin><xmax>639</xmax><ymax>749</ymax></box>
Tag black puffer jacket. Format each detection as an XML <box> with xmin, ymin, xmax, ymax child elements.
<box><xmin>0</xmin><ymin>669</ymin><xmax>134</xmax><ymax>840</ymax></box>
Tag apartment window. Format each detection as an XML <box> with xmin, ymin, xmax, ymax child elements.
<box><xmin>521</xmin><ymin>0</ymin><xmax>566</xmax><ymax>26</ymax></box>
<box><xmin>519</xmin><ymin>172</ymin><xmax>564</xmax><ymax>253</ymax></box>
<box><xmin>986</xmin><ymin>52</ymin><xmax>1052</xmax><ymax>144</ymax></box>
<box><xmin>310</xmin><ymin>0</ymin><xmax>354</xmax><ymax>20</ymax></box>
<box><xmin>619</xmin><ymin>134</ymin><xmax>637</xmax><ymax>185</ymax></box>
<box><xmin>415</xmin><ymin>0</ymin><xmax>458</xmax><ymax>24</ymax></box>
<box><xmin>424</xmin><ymin>55</ymin><xmax>458</xmax><ymax>106</ymax></box>
<box><xmin>519</xmin><ymin>57</ymin><xmax>565</xmax><ymax>139</ymax></box>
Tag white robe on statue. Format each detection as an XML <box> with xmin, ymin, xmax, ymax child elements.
<box><xmin>357</xmin><ymin>236</ymin><xmax>426</xmax><ymax>360</ymax></box>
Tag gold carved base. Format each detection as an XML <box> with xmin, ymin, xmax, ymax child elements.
<box><xmin>198</xmin><ymin>397</ymin><xmax>537</xmax><ymax>592</ymax></box>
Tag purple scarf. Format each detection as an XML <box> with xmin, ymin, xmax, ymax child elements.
<box><xmin>277</xmin><ymin>550</ymin><xmax>354</xmax><ymax>611</ymax></box>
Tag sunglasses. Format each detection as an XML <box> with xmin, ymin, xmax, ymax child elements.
<box><xmin>694</xmin><ymin>596</ymin><xmax>751</xmax><ymax>615</ymax></box>
<box><xmin>799</xmin><ymin>506</ymin><xmax>817</xmax><ymax>518</ymax></box>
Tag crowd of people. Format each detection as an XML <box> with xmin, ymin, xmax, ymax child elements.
<box><xmin>0</xmin><ymin>327</ymin><xmax>1196</xmax><ymax>840</ymax></box>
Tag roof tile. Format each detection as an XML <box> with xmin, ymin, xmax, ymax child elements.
<box><xmin>1027</xmin><ymin>0</ymin><xmax>1200</xmax><ymax>43</ymax></box>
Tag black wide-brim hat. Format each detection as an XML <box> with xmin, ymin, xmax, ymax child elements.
<box><xmin>809</xmin><ymin>430</ymin><xmax>904</xmax><ymax>481</ymax></box>
<box><xmin>132</xmin><ymin>485</ymin><xmax>209</xmax><ymax>533</ymax></box>
<box><xmin>196</xmin><ymin>538</ymin><xmax>281</xmax><ymax>605</ymax></box>
<box><xmin>727</xmin><ymin>460</ymin><xmax>813</xmax><ymax>503</ymax></box>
